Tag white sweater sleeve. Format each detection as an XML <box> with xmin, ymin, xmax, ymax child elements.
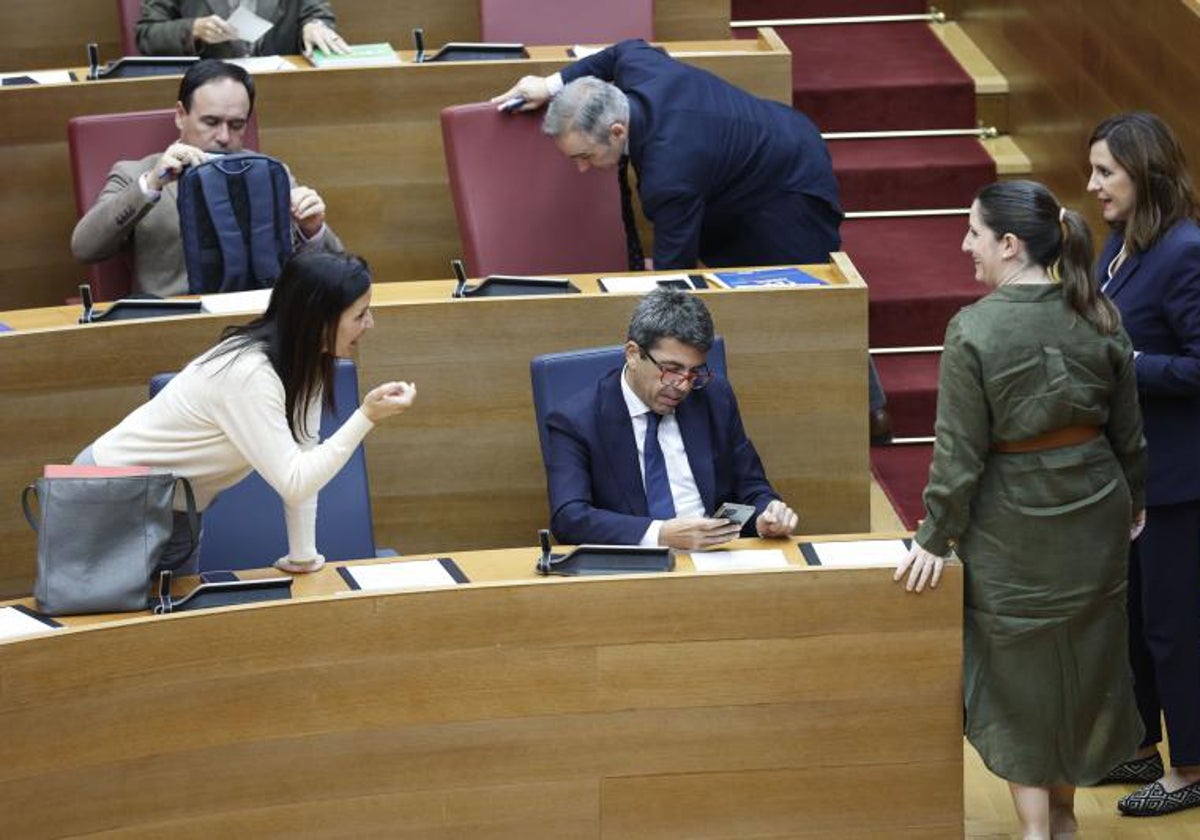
<box><xmin>211</xmin><ymin>355</ymin><xmax>374</xmax><ymax>560</ymax></box>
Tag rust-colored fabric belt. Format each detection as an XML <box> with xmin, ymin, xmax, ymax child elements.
<box><xmin>991</xmin><ymin>425</ymin><xmax>1102</xmax><ymax>454</ymax></box>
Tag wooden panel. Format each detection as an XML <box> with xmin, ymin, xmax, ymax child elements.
<box><xmin>0</xmin><ymin>0</ymin><xmax>730</xmax><ymax>75</ymax></box>
<box><xmin>951</xmin><ymin>0</ymin><xmax>1200</xmax><ymax>234</ymax></box>
<box><xmin>0</xmin><ymin>0</ymin><xmax>120</xmax><ymax>73</ymax></box>
<box><xmin>0</xmin><ymin>35</ymin><xmax>788</xmax><ymax>309</ymax></box>
<box><xmin>0</xmin><ymin>266</ymin><xmax>867</xmax><ymax>597</ymax></box>
<box><xmin>0</xmin><ymin>556</ymin><xmax>963</xmax><ymax>838</ymax></box>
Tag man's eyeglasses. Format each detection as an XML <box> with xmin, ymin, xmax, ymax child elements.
<box><xmin>641</xmin><ymin>347</ymin><xmax>714</xmax><ymax>390</ymax></box>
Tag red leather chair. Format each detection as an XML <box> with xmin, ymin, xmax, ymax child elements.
<box><xmin>440</xmin><ymin>102</ymin><xmax>627</xmax><ymax>277</ymax></box>
<box><xmin>117</xmin><ymin>0</ymin><xmax>143</xmax><ymax>55</ymax></box>
<box><xmin>68</xmin><ymin>109</ymin><xmax>260</xmax><ymax>300</ymax></box>
<box><xmin>479</xmin><ymin>0</ymin><xmax>654</xmax><ymax>46</ymax></box>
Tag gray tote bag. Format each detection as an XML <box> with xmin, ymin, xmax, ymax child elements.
<box><xmin>22</xmin><ymin>474</ymin><xmax>197</xmax><ymax>615</ymax></box>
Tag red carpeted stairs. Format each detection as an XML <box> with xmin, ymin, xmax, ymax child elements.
<box><xmin>733</xmin><ymin>0</ymin><xmax>997</xmax><ymax>527</ymax></box>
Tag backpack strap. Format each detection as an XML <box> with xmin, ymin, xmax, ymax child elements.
<box><xmin>242</xmin><ymin>158</ymin><xmax>287</xmax><ymax>284</ymax></box>
<box><xmin>195</xmin><ymin>162</ymin><xmax>250</xmax><ymax>290</ymax></box>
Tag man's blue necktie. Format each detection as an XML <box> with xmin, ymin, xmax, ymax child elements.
<box><xmin>643</xmin><ymin>411</ymin><xmax>676</xmax><ymax>519</ymax></box>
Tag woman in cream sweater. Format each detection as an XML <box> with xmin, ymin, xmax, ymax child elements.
<box><xmin>76</xmin><ymin>251</ymin><xmax>415</xmax><ymax>574</ymax></box>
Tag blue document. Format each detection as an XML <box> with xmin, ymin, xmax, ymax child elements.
<box><xmin>711</xmin><ymin>267</ymin><xmax>828</xmax><ymax>288</ymax></box>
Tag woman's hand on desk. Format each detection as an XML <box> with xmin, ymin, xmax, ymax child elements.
<box><xmin>361</xmin><ymin>381</ymin><xmax>417</xmax><ymax>423</ymax></box>
<box><xmin>894</xmin><ymin>543</ymin><xmax>946</xmax><ymax>593</ymax></box>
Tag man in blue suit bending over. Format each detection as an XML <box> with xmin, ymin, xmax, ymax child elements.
<box><xmin>493</xmin><ymin>39</ymin><xmax>892</xmax><ymax>440</ymax></box>
<box><xmin>545</xmin><ymin>288</ymin><xmax>798</xmax><ymax>549</ymax></box>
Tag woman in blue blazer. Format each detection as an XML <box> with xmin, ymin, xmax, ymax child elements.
<box><xmin>1088</xmin><ymin>112</ymin><xmax>1200</xmax><ymax>816</ymax></box>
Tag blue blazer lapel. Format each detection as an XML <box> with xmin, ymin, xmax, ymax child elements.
<box><xmin>1103</xmin><ymin>245</ymin><xmax>1141</xmax><ymax>301</ymax></box>
<box><xmin>675</xmin><ymin>396</ymin><xmax>715</xmax><ymax>514</ymax></box>
<box><xmin>597</xmin><ymin>371</ymin><xmax>649</xmax><ymax>516</ymax></box>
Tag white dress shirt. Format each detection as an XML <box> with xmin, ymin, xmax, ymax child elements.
<box><xmin>620</xmin><ymin>367</ymin><xmax>705</xmax><ymax>546</ymax></box>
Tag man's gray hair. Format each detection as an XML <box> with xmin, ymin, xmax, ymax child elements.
<box><xmin>543</xmin><ymin>77</ymin><xmax>630</xmax><ymax>144</ymax></box>
<box><xmin>627</xmin><ymin>288</ymin><xmax>714</xmax><ymax>351</ymax></box>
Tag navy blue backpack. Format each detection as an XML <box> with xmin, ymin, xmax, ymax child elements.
<box><xmin>177</xmin><ymin>152</ymin><xmax>293</xmax><ymax>294</ymax></box>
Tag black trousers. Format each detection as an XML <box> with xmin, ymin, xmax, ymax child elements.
<box><xmin>1129</xmin><ymin>499</ymin><xmax>1200</xmax><ymax>766</ymax></box>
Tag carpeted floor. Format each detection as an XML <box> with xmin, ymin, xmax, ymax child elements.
<box><xmin>733</xmin><ymin>0</ymin><xmax>995</xmax><ymax>527</ymax></box>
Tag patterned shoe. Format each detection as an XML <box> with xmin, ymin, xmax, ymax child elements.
<box><xmin>1118</xmin><ymin>778</ymin><xmax>1200</xmax><ymax>816</ymax></box>
<box><xmin>1098</xmin><ymin>753</ymin><xmax>1164</xmax><ymax>785</ymax></box>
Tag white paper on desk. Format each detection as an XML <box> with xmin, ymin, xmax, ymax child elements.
<box><xmin>343</xmin><ymin>559</ymin><xmax>459</xmax><ymax>592</ymax></box>
<box><xmin>226</xmin><ymin>6</ymin><xmax>275</xmax><ymax>43</ymax></box>
<box><xmin>690</xmin><ymin>549</ymin><xmax>790</xmax><ymax>571</ymax></box>
<box><xmin>597</xmin><ymin>274</ymin><xmax>694</xmax><ymax>293</ymax></box>
<box><xmin>570</xmin><ymin>44</ymin><xmax>605</xmax><ymax>59</ymax></box>
<box><xmin>0</xmin><ymin>606</ymin><xmax>61</xmax><ymax>642</ymax></box>
<box><xmin>808</xmin><ymin>539</ymin><xmax>910</xmax><ymax>567</ymax></box>
<box><xmin>201</xmin><ymin>288</ymin><xmax>272</xmax><ymax>314</ymax></box>
<box><xmin>0</xmin><ymin>70</ymin><xmax>75</xmax><ymax>85</ymax></box>
<box><xmin>227</xmin><ymin>56</ymin><xmax>294</xmax><ymax>73</ymax></box>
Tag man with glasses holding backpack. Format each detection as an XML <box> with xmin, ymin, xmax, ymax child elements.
<box><xmin>544</xmin><ymin>288</ymin><xmax>798</xmax><ymax>550</ymax></box>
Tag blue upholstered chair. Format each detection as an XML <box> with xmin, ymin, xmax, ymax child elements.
<box><xmin>149</xmin><ymin>358</ymin><xmax>390</xmax><ymax>571</ymax></box>
<box><xmin>528</xmin><ymin>337</ymin><xmax>728</xmax><ymax>465</ymax></box>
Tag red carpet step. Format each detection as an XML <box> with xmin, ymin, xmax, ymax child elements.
<box><xmin>874</xmin><ymin>351</ymin><xmax>940</xmax><ymax>437</ymax></box>
<box><xmin>830</xmin><ymin>136</ymin><xmax>995</xmax><ymax>211</ymax></box>
<box><xmin>870</xmin><ymin>444</ymin><xmax>934</xmax><ymax>529</ymax></box>
<box><xmin>783</xmin><ymin>22</ymin><xmax>975</xmax><ymax>132</ymax></box>
<box><xmin>733</xmin><ymin>0</ymin><xmax>925</xmax><ymax>19</ymax></box>
<box><xmin>841</xmin><ymin>215</ymin><xmax>987</xmax><ymax>348</ymax></box>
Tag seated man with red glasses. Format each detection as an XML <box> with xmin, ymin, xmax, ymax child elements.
<box><xmin>544</xmin><ymin>288</ymin><xmax>799</xmax><ymax>549</ymax></box>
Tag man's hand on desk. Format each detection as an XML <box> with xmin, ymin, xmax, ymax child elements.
<box><xmin>755</xmin><ymin>499</ymin><xmax>798</xmax><ymax>538</ymax></box>
<box><xmin>659</xmin><ymin>517</ymin><xmax>743</xmax><ymax>551</ymax></box>
<box><xmin>490</xmin><ymin>76</ymin><xmax>551</xmax><ymax>112</ymax></box>
<box><xmin>302</xmin><ymin>20</ymin><xmax>350</xmax><ymax>57</ymax></box>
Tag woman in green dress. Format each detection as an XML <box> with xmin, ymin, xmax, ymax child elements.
<box><xmin>895</xmin><ymin>180</ymin><xmax>1147</xmax><ymax>840</ymax></box>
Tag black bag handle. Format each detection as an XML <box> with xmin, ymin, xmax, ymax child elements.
<box><xmin>155</xmin><ymin>477</ymin><xmax>200</xmax><ymax>573</ymax></box>
<box><xmin>21</xmin><ymin>483</ymin><xmax>39</xmax><ymax>532</ymax></box>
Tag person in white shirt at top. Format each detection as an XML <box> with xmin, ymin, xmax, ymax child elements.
<box><xmin>73</xmin><ymin>251</ymin><xmax>416</xmax><ymax>575</ymax></box>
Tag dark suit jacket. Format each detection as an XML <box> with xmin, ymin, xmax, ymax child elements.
<box><xmin>560</xmin><ymin>39</ymin><xmax>842</xmax><ymax>269</ymax></box>
<box><xmin>1099</xmin><ymin>220</ymin><xmax>1200</xmax><ymax>505</ymax></box>
<box><xmin>545</xmin><ymin>368</ymin><xmax>779</xmax><ymax>545</ymax></box>
<box><xmin>136</xmin><ymin>0</ymin><xmax>336</xmax><ymax>58</ymax></box>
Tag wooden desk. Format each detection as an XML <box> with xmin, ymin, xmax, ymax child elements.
<box><xmin>0</xmin><ymin>259</ymin><xmax>868</xmax><ymax>598</ymax></box>
<box><xmin>0</xmin><ymin>0</ymin><xmax>732</xmax><ymax>74</ymax></box>
<box><xmin>0</xmin><ymin>538</ymin><xmax>964</xmax><ymax>838</ymax></box>
<box><xmin>0</xmin><ymin>30</ymin><xmax>791</xmax><ymax>310</ymax></box>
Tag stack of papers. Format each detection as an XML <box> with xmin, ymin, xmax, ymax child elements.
<box><xmin>1</xmin><ymin>70</ymin><xmax>74</xmax><ymax>86</ymax></box>
<box><xmin>800</xmin><ymin>539</ymin><xmax>911</xmax><ymax>567</ymax></box>
<box><xmin>0</xmin><ymin>606</ymin><xmax>61</xmax><ymax>642</ymax></box>
<box><xmin>338</xmin><ymin>558</ymin><xmax>467</xmax><ymax>591</ymax></box>
<box><xmin>597</xmin><ymin>274</ymin><xmax>697</xmax><ymax>293</ymax></box>
<box><xmin>689</xmin><ymin>549</ymin><xmax>790</xmax><ymax>571</ymax></box>
<box><xmin>307</xmin><ymin>43</ymin><xmax>401</xmax><ymax>68</ymax></box>
<box><xmin>200</xmin><ymin>288</ymin><xmax>272</xmax><ymax>314</ymax></box>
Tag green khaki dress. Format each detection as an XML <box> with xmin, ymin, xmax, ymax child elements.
<box><xmin>916</xmin><ymin>283</ymin><xmax>1148</xmax><ymax>787</ymax></box>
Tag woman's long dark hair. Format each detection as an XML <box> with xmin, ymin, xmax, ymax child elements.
<box><xmin>205</xmin><ymin>252</ymin><xmax>372</xmax><ymax>441</ymax></box>
<box><xmin>976</xmin><ymin>180</ymin><xmax>1121</xmax><ymax>335</ymax></box>
<box><xmin>1089</xmin><ymin>112</ymin><xmax>1200</xmax><ymax>253</ymax></box>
